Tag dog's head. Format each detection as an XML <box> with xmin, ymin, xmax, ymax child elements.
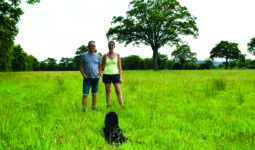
<box><xmin>104</xmin><ymin>112</ymin><xmax>118</xmax><ymax>127</ymax></box>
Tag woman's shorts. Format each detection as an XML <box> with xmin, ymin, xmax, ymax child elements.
<box><xmin>102</xmin><ymin>74</ymin><xmax>120</xmax><ymax>84</ymax></box>
<box><xmin>83</xmin><ymin>78</ymin><xmax>99</xmax><ymax>95</ymax></box>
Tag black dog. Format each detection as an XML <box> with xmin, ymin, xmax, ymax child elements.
<box><xmin>103</xmin><ymin>112</ymin><xmax>127</xmax><ymax>144</ymax></box>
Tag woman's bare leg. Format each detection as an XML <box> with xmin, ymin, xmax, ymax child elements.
<box><xmin>105</xmin><ymin>84</ymin><xmax>111</xmax><ymax>107</ymax></box>
<box><xmin>114</xmin><ymin>83</ymin><xmax>124</xmax><ymax>107</ymax></box>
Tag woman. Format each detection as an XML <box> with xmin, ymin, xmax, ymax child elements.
<box><xmin>102</xmin><ymin>41</ymin><xmax>124</xmax><ymax>107</ymax></box>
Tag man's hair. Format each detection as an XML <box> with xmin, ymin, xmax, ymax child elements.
<box><xmin>108</xmin><ymin>41</ymin><xmax>115</xmax><ymax>46</ymax></box>
<box><xmin>88</xmin><ymin>41</ymin><xmax>95</xmax><ymax>46</ymax></box>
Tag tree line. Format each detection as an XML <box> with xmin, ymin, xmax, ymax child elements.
<box><xmin>1</xmin><ymin>0</ymin><xmax>255</xmax><ymax>71</ymax></box>
<box><xmin>2</xmin><ymin>43</ymin><xmax>255</xmax><ymax>71</ymax></box>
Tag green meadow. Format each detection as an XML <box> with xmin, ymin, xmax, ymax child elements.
<box><xmin>0</xmin><ymin>70</ymin><xmax>255</xmax><ymax>149</ymax></box>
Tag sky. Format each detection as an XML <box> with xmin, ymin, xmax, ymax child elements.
<box><xmin>15</xmin><ymin>0</ymin><xmax>255</xmax><ymax>62</ymax></box>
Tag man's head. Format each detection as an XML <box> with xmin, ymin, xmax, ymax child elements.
<box><xmin>88</xmin><ymin>41</ymin><xmax>96</xmax><ymax>53</ymax></box>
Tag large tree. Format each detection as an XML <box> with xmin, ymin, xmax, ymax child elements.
<box><xmin>247</xmin><ymin>37</ymin><xmax>255</xmax><ymax>56</ymax></box>
<box><xmin>171</xmin><ymin>44</ymin><xmax>197</xmax><ymax>69</ymax></box>
<box><xmin>0</xmin><ymin>0</ymin><xmax>40</xmax><ymax>71</ymax></box>
<box><xmin>106</xmin><ymin>0</ymin><xmax>198</xmax><ymax>70</ymax></box>
<box><xmin>210</xmin><ymin>41</ymin><xmax>242</xmax><ymax>69</ymax></box>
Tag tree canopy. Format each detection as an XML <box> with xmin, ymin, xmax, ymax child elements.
<box><xmin>210</xmin><ymin>41</ymin><xmax>242</xmax><ymax>69</ymax></box>
<box><xmin>106</xmin><ymin>0</ymin><xmax>198</xmax><ymax>70</ymax></box>
<box><xmin>247</xmin><ymin>37</ymin><xmax>255</xmax><ymax>56</ymax></box>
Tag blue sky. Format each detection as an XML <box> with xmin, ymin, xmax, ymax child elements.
<box><xmin>15</xmin><ymin>0</ymin><xmax>255</xmax><ymax>62</ymax></box>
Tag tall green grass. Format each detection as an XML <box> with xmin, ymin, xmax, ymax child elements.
<box><xmin>0</xmin><ymin>70</ymin><xmax>255</xmax><ymax>149</ymax></box>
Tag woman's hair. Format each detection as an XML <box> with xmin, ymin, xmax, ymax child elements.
<box><xmin>108</xmin><ymin>41</ymin><xmax>115</xmax><ymax>47</ymax></box>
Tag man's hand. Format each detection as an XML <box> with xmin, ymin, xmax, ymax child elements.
<box><xmin>83</xmin><ymin>74</ymin><xmax>88</xmax><ymax>79</ymax></box>
<box><xmin>97</xmin><ymin>73</ymin><xmax>101</xmax><ymax>78</ymax></box>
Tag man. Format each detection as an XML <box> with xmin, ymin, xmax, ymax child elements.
<box><xmin>79</xmin><ymin>41</ymin><xmax>102</xmax><ymax>112</ymax></box>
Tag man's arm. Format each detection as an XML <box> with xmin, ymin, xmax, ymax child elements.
<box><xmin>79</xmin><ymin>63</ymin><xmax>88</xmax><ymax>78</ymax></box>
<box><xmin>98</xmin><ymin>64</ymin><xmax>102</xmax><ymax>78</ymax></box>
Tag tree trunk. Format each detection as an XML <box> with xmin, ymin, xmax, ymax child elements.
<box><xmin>225</xmin><ymin>58</ymin><xmax>228</xmax><ymax>69</ymax></box>
<box><xmin>153</xmin><ymin>49</ymin><xmax>159</xmax><ymax>71</ymax></box>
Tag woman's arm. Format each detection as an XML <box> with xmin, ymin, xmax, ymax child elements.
<box><xmin>117</xmin><ymin>53</ymin><xmax>122</xmax><ymax>83</ymax></box>
<box><xmin>102</xmin><ymin>54</ymin><xmax>106</xmax><ymax>71</ymax></box>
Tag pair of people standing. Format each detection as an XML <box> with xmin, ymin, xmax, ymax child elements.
<box><xmin>79</xmin><ymin>41</ymin><xmax>124</xmax><ymax>112</ymax></box>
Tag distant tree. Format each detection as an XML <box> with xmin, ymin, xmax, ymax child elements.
<box><xmin>59</xmin><ymin>57</ymin><xmax>69</xmax><ymax>70</ymax></box>
<box><xmin>59</xmin><ymin>57</ymin><xmax>75</xmax><ymax>71</ymax></box>
<box><xmin>0</xmin><ymin>43</ymin><xmax>14</xmax><ymax>71</ymax></box>
<box><xmin>11</xmin><ymin>45</ymin><xmax>40</xmax><ymax>71</ymax></box>
<box><xmin>239</xmin><ymin>54</ymin><xmax>246</xmax><ymax>62</ymax></box>
<box><xmin>11</xmin><ymin>45</ymin><xmax>27</xmax><ymax>71</ymax></box>
<box><xmin>184</xmin><ymin>62</ymin><xmax>197</xmax><ymax>70</ymax></box>
<box><xmin>44</xmin><ymin>58</ymin><xmax>57</xmax><ymax>71</ymax></box>
<box><xmin>27</xmin><ymin>55</ymin><xmax>40</xmax><ymax>71</ymax></box>
<box><xmin>73</xmin><ymin>45</ymin><xmax>101</xmax><ymax>70</ymax></box>
<box><xmin>122</xmin><ymin>55</ymin><xmax>143</xmax><ymax>70</ymax></box>
<box><xmin>166</xmin><ymin>60</ymin><xmax>175</xmax><ymax>69</ymax></box>
<box><xmin>247</xmin><ymin>37</ymin><xmax>255</xmax><ymax>56</ymax></box>
<box><xmin>73</xmin><ymin>45</ymin><xmax>89</xmax><ymax>69</ymax></box>
<box><xmin>66</xmin><ymin>59</ymin><xmax>75</xmax><ymax>70</ymax></box>
<box><xmin>218</xmin><ymin>63</ymin><xmax>225</xmax><ymax>69</ymax></box>
<box><xmin>25</xmin><ymin>55</ymin><xmax>33</xmax><ymax>71</ymax></box>
<box><xmin>106</xmin><ymin>0</ymin><xmax>198</xmax><ymax>70</ymax></box>
<box><xmin>210</xmin><ymin>41</ymin><xmax>242</xmax><ymax>69</ymax></box>
<box><xmin>199</xmin><ymin>59</ymin><xmax>215</xmax><ymax>70</ymax></box>
<box><xmin>229</xmin><ymin>61</ymin><xmax>237</xmax><ymax>69</ymax></box>
<box><xmin>172</xmin><ymin>62</ymin><xmax>182</xmax><ymax>70</ymax></box>
<box><xmin>171</xmin><ymin>45</ymin><xmax>197</xmax><ymax>69</ymax></box>
<box><xmin>76</xmin><ymin>45</ymin><xmax>89</xmax><ymax>55</ymax></box>
<box><xmin>40</xmin><ymin>61</ymin><xmax>47</xmax><ymax>71</ymax></box>
<box><xmin>143</xmin><ymin>58</ymin><xmax>153</xmax><ymax>70</ymax></box>
<box><xmin>250</xmin><ymin>60</ymin><xmax>255</xmax><ymax>65</ymax></box>
<box><xmin>236</xmin><ymin>60</ymin><xmax>249</xmax><ymax>69</ymax></box>
<box><xmin>158</xmin><ymin>53</ymin><xmax>168</xmax><ymax>70</ymax></box>
<box><xmin>0</xmin><ymin>0</ymin><xmax>40</xmax><ymax>71</ymax></box>
<box><xmin>249</xmin><ymin>59</ymin><xmax>255</xmax><ymax>69</ymax></box>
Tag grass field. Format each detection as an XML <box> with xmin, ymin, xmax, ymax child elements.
<box><xmin>0</xmin><ymin>70</ymin><xmax>255</xmax><ymax>149</ymax></box>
